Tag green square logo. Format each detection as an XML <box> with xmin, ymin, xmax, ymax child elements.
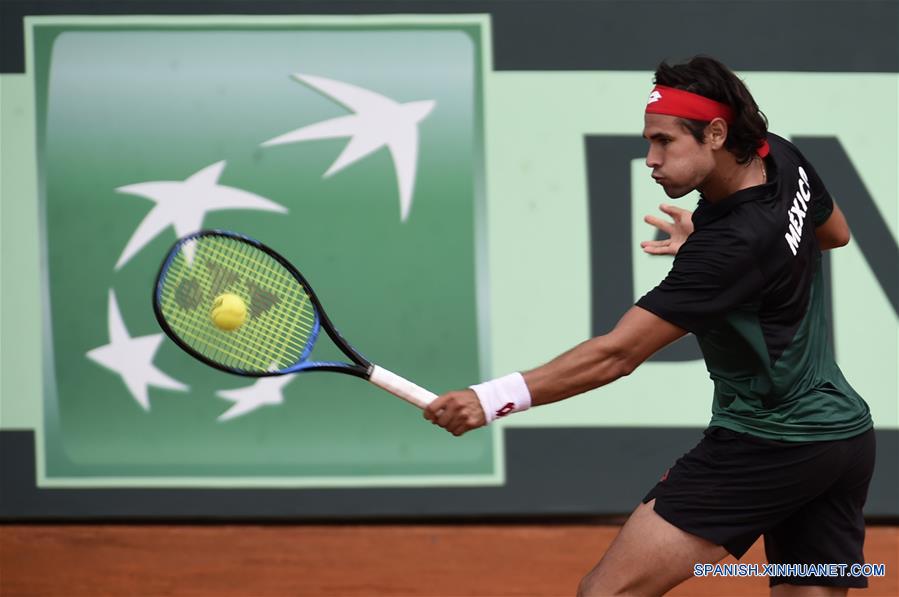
<box><xmin>35</xmin><ymin>17</ymin><xmax>496</xmax><ymax>486</ymax></box>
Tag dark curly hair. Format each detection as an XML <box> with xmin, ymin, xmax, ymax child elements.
<box><xmin>654</xmin><ymin>56</ymin><xmax>768</xmax><ymax>164</ymax></box>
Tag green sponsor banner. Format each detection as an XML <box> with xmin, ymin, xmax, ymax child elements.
<box><xmin>26</xmin><ymin>16</ymin><xmax>498</xmax><ymax>485</ymax></box>
<box><xmin>1</xmin><ymin>16</ymin><xmax>896</xmax><ymax>492</ymax></box>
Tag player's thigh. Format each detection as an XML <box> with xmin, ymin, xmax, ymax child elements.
<box><xmin>577</xmin><ymin>499</ymin><xmax>728</xmax><ymax>597</ymax></box>
<box><xmin>764</xmin><ymin>429</ymin><xmax>874</xmax><ymax>592</ymax></box>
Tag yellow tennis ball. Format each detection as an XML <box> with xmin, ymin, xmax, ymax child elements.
<box><xmin>211</xmin><ymin>293</ymin><xmax>247</xmax><ymax>331</ymax></box>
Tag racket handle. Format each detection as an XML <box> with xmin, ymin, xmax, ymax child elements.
<box><xmin>368</xmin><ymin>365</ymin><xmax>436</xmax><ymax>410</ymax></box>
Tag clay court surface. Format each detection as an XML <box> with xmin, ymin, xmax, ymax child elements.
<box><xmin>2</xmin><ymin>524</ymin><xmax>896</xmax><ymax>595</ymax></box>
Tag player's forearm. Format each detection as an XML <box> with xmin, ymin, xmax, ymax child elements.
<box><xmin>442</xmin><ymin>307</ymin><xmax>683</xmax><ymax>431</ymax></box>
<box><xmin>523</xmin><ymin>335</ymin><xmax>634</xmax><ymax>407</ymax></box>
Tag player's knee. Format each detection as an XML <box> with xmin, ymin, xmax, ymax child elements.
<box><xmin>580</xmin><ymin>561</ymin><xmax>668</xmax><ymax>597</ymax></box>
<box><xmin>577</xmin><ymin>568</ymin><xmax>626</xmax><ymax>597</ymax></box>
<box><xmin>576</xmin><ymin>572</ymin><xmax>594</xmax><ymax>597</ymax></box>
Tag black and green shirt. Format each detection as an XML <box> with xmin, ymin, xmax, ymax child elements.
<box><xmin>637</xmin><ymin>133</ymin><xmax>872</xmax><ymax>442</ymax></box>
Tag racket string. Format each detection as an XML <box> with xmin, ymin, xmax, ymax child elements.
<box><xmin>230</xmin><ymin>239</ymin><xmax>316</xmax><ymax>362</ymax></box>
<box><xmin>162</xmin><ymin>249</ymin><xmax>311</xmax><ymax>356</ymax></box>
<box><xmin>225</xmin><ymin>240</ymin><xmax>314</xmax><ymax>366</ymax></box>
<box><xmin>161</xmin><ymin>286</ymin><xmax>305</xmax><ymax>371</ymax></box>
<box><xmin>158</xmin><ymin>235</ymin><xmax>318</xmax><ymax>372</ymax></box>
<box><xmin>162</xmin><ymin>299</ymin><xmax>306</xmax><ymax>371</ymax></box>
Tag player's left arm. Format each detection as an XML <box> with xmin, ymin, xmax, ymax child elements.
<box><xmin>643</xmin><ymin>201</ymin><xmax>850</xmax><ymax>255</ymax></box>
<box><xmin>814</xmin><ymin>200</ymin><xmax>850</xmax><ymax>250</ymax></box>
<box><xmin>424</xmin><ymin>307</ymin><xmax>686</xmax><ymax>436</ymax></box>
<box><xmin>802</xmin><ymin>156</ymin><xmax>850</xmax><ymax>251</ymax></box>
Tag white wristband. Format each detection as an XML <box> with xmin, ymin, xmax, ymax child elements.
<box><xmin>470</xmin><ymin>372</ymin><xmax>532</xmax><ymax>424</ymax></box>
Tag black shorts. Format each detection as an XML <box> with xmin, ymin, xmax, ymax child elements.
<box><xmin>643</xmin><ymin>426</ymin><xmax>876</xmax><ymax>588</ymax></box>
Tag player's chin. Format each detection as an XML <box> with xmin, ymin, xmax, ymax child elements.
<box><xmin>662</xmin><ymin>184</ymin><xmax>693</xmax><ymax>199</ymax></box>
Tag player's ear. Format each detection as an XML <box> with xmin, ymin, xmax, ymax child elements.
<box><xmin>705</xmin><ymin>118</ymin><xmax>728</xmax><ymax>150</ymax></box>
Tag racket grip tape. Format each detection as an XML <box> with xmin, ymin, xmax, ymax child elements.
<box><xmin>368</xmin><ymin>365</ymin><xmax>437</xmax><ymax>410</ymax></box>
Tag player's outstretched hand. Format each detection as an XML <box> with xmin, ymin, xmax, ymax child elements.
<box><xmin>640</xmin><ymin>203</ymin><xmax>694</xmax><ymax>256</ymax></box>
<box><xmin>424</xmin><ymin>389</ymin><xmax>486</xmax><ymax>437</ymax></box>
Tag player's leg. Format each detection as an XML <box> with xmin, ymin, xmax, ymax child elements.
<box><xmin>577</xmin><ymin>498</ymin><xmax>727</xmax><ymax>596</ymax></box>
<box><xmin>764</xmin><ymin>429</ymin><xmax>875</xmax><ymax>596</ymax></box>
<box><xmin>579</xmin><ymin>427</ymin><xmax>773</xmax><ymax>595</ymax></box>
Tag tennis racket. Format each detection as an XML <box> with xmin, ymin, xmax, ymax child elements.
<box><xmin>152</xmin><ymin>230</ymin><xmax>436</xmax><ymax>409</ymax></box>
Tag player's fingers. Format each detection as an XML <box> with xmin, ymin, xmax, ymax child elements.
<box><xmin>642</xmin><ymin>243</ymin><xmax>675</xmax><ymax>255</ymax></box>
<box><xmin>659</xmin><ymin>203</ymin><xmax>690</xmax><ymax>218</ymax></box>
<box><xmin>424</xmin><ymin>395</ymin><xmax>451</xmax><ymax>422</ymax></box>
<box><xmin>644</xmin><ymin>214</ymin><xmax>673</xmax><ymax>234</ymax></box>
<box><xmin>437</xmin><ymin>403</ymin><xmax>458</xmax><ymax>427</ymax></box>
<box><xmin>453</xmin><ymin>404</ymin><xmax>486</xmax><ymax>434</ymax></box>
<box><xmin>448</xmin><ymin>420</ymin><xmax>468</xmax><ymax>436</ymax></box>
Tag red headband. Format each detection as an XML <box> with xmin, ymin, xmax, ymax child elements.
<box><xmin>645</xmin><ymin>85</ymin><xmax>769</xmax><ymax>157</ymax></box>
<box><xmin>646</xmin><ymin>85</ymin><xmax>734</xmax><ymax>122</ymax></box>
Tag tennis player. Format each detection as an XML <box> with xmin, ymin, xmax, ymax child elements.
<box><xmin>425</xmin><ymin>56</ymin><xmax>875</xmax><ymax>596</ymax></box>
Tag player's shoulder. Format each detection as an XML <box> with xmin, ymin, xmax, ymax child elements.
<box><xmin>679</xmin><ymin>215</ymin><xmax>757</xmax><ymax>269</ymax></box>
<box><xmin>767</xmin><ymin>132</ymin><xmax>811</xmax><ymax>171</ymax></box>
<box><xmin>767</xmin><ymin>132</ymin><xmax>798</xmax><ymax>156</ymax></box>
<box><xmin>687</xmin><ymin>197</ymin><xmax>775</xmax><ymax>264</ymax></box>
<box><xmin>729</xmin><ymin>199</ymin><xmax>783</xmax><ymax>257</ymax></box>
<box><xmin>693</xmin><ymin>220</ymin><xmax>758</xmax><ymax>250</ymax></box>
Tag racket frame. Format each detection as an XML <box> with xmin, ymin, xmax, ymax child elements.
<box><xmin>153</xmin><ymin>229</ymin><xmax>373</xmax><ymax>379</ymax></box>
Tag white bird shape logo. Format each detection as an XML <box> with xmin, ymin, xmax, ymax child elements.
<box><xmin>262</xmin><ymin>74</ymin><xmax>436</xmax><ymax>222</ymax></box>
<box><xmin>114</xmin><ymin>161</ymin><xmax>288</xmax><ymax>269</ymax></box>
<box><xmin>216</xmin><ymin>375</ymin><xmax>294</xmax><ymax>422</ymax></box>
<box><xmin>86</xmin><ymin>290</ymin><xmax>188</xmax><ymax>411</ymax></box>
